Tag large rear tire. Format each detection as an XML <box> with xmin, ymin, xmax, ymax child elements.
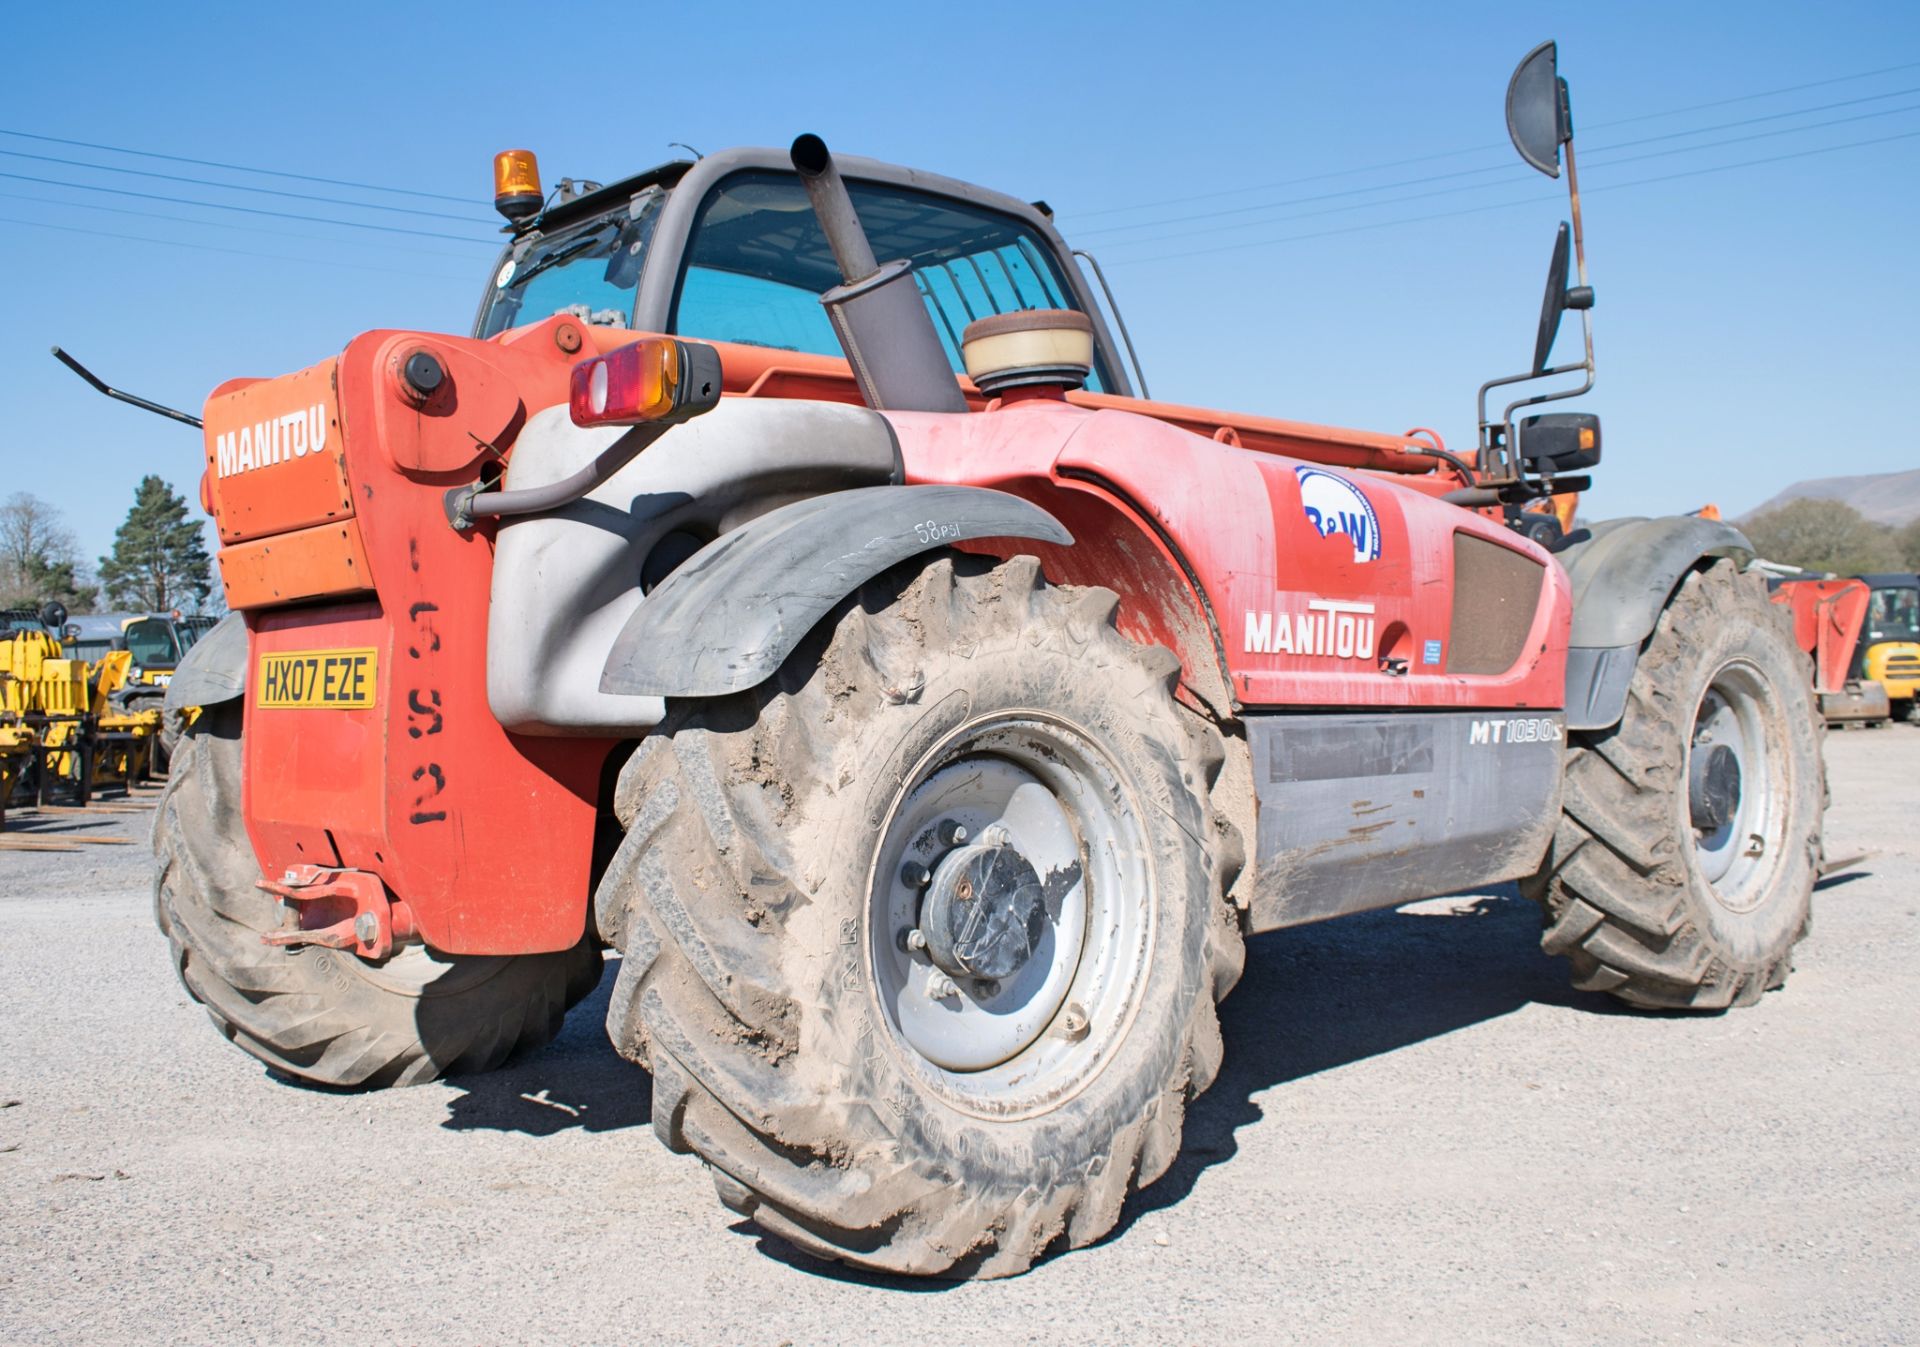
<box><xmin>1523</xmin><ymin>560</ymin><xmax>1824</xmax><ymax>1008</ymax></box>
<box><xmin>152</xmin><ymin>704</ymin><xmax>603</xmax><ymax>1087</ymax></box>
<box><xmin>596</xmin><ymin>555</ymin><xmax>1244</xmax><ymax>1277</ymax></box>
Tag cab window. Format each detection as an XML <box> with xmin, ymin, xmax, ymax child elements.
<box><xmin>123</xmin><ymin>619</ymin><xmax>180</xmax><ymax>668</ymax></box>
<box><xmin>672</xmin><ymin>171</ymin><xmax>1108</xmax><ymax>392</ymax></box>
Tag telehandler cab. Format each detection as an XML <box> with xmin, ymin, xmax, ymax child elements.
<box><xmin>63</xmin><ymin>43</ymin><xmax>1823</xmax><ymax>1278</ymax></box>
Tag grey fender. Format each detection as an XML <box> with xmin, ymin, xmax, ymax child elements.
<box><xmin>163</xmin><ymin>612</ymin><xmax>248</xmax><ymax>711</ymax></box>
<box><xmin>1557</xmin><ymin>515</ymin><xmax>1754</xmax><ymax>731</ymax></box>
<box><xmin>600</xmin><ymin>484</ymin><xmax>1073</xmax><ymax>698</ymax></box>
<box><xmin>487</xmin><ymin>398</ymin><xmax>903</xmax><ymax>735</ymax></box>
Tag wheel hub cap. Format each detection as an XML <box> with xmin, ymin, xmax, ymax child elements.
<box><xmin>922</xmin><ymin>842</ymin><xmax>1050</xmax><ymax>981</ymax></box>
<box><xmin>1688</xmin><ymin>742</ymin><xmax>1742</xmax><ymax>833</ymax></box>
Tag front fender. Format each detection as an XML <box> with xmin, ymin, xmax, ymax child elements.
<box><xmin>600</xmin><ymin>484</ymin><xmax>1072</xmax><ymax>698</ymax></box>
<box><xmin>1558</xmin><ymin>515</ymin><xmax>1753</xmax><ymax>730</ymax></box>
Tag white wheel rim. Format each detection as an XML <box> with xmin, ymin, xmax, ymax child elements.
<box><xmin>866</xmin><ymin>714</ymin><xmax>1154</xmax><ymax>1120</ymax></box>
<box><xmin>1689</xmin><ymin>659</ymin><xmax>1783</xmax><ymax>912</ymax></box>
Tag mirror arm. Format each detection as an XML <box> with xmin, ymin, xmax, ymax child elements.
<box><xmin>1476</xmin><ymin>359</ymin><xmax>1589</xmax><ymax>428</ymax></box>
<box><xmin>1564</xmin><ymin>138</ymin><xmax>1591</xmax><ymax>292</ymax></box>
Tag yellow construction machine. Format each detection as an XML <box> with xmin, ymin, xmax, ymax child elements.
<box><xmin>0</xmin><ymin>604</ymin><xmax>163</xmax><ymax>813</ymax></box>
<box><xmin>1851</xmin><ymin>574</ymin><xmax>1920</xmax><ymax>722</ymax></box>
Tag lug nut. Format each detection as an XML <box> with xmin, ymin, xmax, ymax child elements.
<box><xmin>903</xmin><ymin>929</ymin><xmax>928</xmax><ymax>952</ymax></box>
<box><xmin>938</xmin><ymin>820</ymin><xmax>969</xmax><ymax>846</ymax></box>
<box><xmin>900</xmin><ymin>860</ymin><xmax>931</xmax><ymax>889</ymax></box>
<box><xmin>925</xmin><ymin>970</ymin><xmax>960</xmax><ymax>1001</ymax></box>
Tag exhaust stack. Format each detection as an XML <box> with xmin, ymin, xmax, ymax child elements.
<box><xmin>790</xmin><ymin>135</ymin><xmax>967</xmax><ymax>414</ymax></box>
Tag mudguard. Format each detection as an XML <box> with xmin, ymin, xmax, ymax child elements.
<box><xmin>600</xmin><ymin>484</ymin><xmax>1073</xmax><ymax>698</ymax></box>
<box><xmin>162</xmin><ymin>612</ymin><xmax>247</xmax><ymax>711</ymax></box>
<box><xmin>1558</xmin><ymin>515</ymin><xmax>1754</xmax><ymax>731</ymax></box>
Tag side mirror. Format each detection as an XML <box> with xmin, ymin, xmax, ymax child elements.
<box><xmin>1507</xmin><ymin>41</ymin><xmax>1570</xmax><ymax>178</ymax></box>
<box><xmin>38</xmin><ymin>600</ymin><xmax>69</xmax><ymax>632</ymax></box>
<box><xmin>1534</xmin><ymin>223</ymin><xmax>1571</xmax><ymax>374</ymax></box>
<box><xmin>1531</xmin><ymin>222</ymin><xmax>1595</xmax><ymax>374</ymax></box>
<box><xmin>1517</xmin><ymin>411</ymin><xmax>1600</xmax><ymax>473</ymax></box>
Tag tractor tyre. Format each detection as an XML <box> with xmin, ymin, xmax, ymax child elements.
<box><xmin>157</xmin><ymin>704</ymin><xmax>186</xmax><ymax>766</ymax></box>
<box><xmin>152</xmin><ymin>703</ymin><xmax>603</xmax><ymax>1087</ymax></box>
<box><xmin>596</xmin><ymin>554</ymin><xmax>1244</xmax><ymax>1277</ymax></box>
<box><xmin>1523</xmin><ymin>559</ymin><xmax>1824</xmax><ymax>1009</ymax></box>
<box><xmin>1892</xmin><ymin>696</ymin><xmax>1914</xmax><ymax>725</ymax></box>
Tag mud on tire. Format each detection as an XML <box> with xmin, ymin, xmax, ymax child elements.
<box><xmin>1524</xmin><ymin>559</ymin><xmax>1824</xmax><ymax>1008</ymax></box>
<box><xmin>596</xmin><ymin>554</ymin><xmax>1245</xmax><ymax>1277</ymax></box>
<box><xmin>152</xmin><ymin>704</ymin><xmax>603</xmax><ymax>1088</ymax></box>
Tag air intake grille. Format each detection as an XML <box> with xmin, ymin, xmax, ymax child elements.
<box><xmin>1447</xmin><ymin>532</ymin><xmax>1545</xmax><ymax>676</ymax></box>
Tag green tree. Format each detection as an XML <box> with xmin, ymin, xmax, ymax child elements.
<box><xmin>1741</xmin><ymin>498</ymin><xmax>1901</xmax><ymax>575</ymax></box>
<box><xmin>0</xmin><ymin>492</ymin><xmax>98</xmax><ymax>611</ymax></box>
<box><xmin>1896</xmin><ymin>517</ymin><xmax>1920</xmax><ymax>571</ymax></box>
<box><xmin>97</xmin><ymin>476</ymin><xmax>212</xmax><ymax>612</ymax></box>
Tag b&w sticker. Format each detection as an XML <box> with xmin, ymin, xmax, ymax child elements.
<box><xmin>1295</xmin><ymin>466</ymin><xmax>1382</xmax><ymax>563</ymax></box>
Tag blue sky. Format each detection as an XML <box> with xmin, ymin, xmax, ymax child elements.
<box><xmin>6</xmin><ymin>0</ymin><xmax>1917</xmax><ymax>564</ymax></box>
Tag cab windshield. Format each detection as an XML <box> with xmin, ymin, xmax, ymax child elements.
<box><xmin>1867</xmin><ymin>586</ymin><xmax>1920</xmax><ymax>641</ymax></box>
<box><xmin>123</xmin><ymin>618</ymin><xmax>180</xmax><ymax>669</ymax></box>
<box><xmin>477</xmin><ymin>191</ymin><xmax>663</xmax><ymax>338</ymax></box>
<box><xmin>673</xmin><ymin>171</ymin><xmax>1109</xmax><ymax>391</ymax></box>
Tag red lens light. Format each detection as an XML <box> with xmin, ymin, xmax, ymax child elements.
<box><xmin>569</xmin><ymin>339</ymin><xmax>681</xmax><ymax>427</ymax></box>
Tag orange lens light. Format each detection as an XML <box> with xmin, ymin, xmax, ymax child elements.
<box><xmin>493</xmin><ymin>150</ymin><xmax>543</xmax><ymax>221</ymax></box>
<box><xmin>570</xmin><ymin>339</ymin><xmax>682</xmax><ymax>427</ymax></box>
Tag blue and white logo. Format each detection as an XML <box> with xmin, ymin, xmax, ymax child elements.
<box><xmin>1295</xmin><ymin>466</ymin><xmax>1382</xmax><ymax>563</ymax></box>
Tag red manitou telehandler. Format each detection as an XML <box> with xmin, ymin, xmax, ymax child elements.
<box><xmin>58</xmin><ymin>43</ymin><xmax>1823</xmax><ymax>1277</ymax></box>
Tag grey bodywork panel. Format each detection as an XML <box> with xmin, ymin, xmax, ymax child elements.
<box><xmin>600</xmin><ymin>484</ymin><xmax>1073</xmax><ymax>699</ymax></box>
<box><xmin>1557</xmin><ymin>515</ymin><xmax>1754</xmax><ymax>731</ymax></box>
<box><xmin>487</xmin><ymin>398</ymin><xmax>902</xmax><ymax>735</ymax></box>
<box><xmin>163</xmin><ymin>612</ymin><xmax>247</xmax><ymax>711</ymax></box>
<box><xmin>474</xmin><ymin>146</ymin><xmax>1136</xmax><ymax>398</ymax></box>
<box><xmin>1246</xmin><ymin>710</ymin><xmax>1564</xmax><ymax>933</ymax></box>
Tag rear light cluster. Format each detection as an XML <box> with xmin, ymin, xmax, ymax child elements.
<box><xmin>568</xmin><ymin>338</ymin><xmax>724</xmax><ymax>429</ymax></box>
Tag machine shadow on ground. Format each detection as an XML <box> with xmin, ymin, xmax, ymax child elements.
<box><xmin>438</xmin><ymin>957</ymin><xmax>652</xmax><ymax>1136</ymax></box>
<box><xmin>432</xmin><ymin>884</ymin><xmax>1653</xmax><ymax>1283</ymax></box>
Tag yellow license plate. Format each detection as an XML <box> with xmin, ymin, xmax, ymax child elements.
<box><xmin>257</xmin><ymin>648</ymin><xmax>379</xmax><ymax>709</ymax></box>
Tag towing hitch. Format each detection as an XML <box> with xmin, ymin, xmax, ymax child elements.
<box><xmin>257</xmin><ymin>865</ymin><xmax>415</xmax><ymax>961</ymax></box>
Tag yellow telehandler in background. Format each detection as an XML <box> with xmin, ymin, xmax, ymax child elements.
<box><xmin>0</xmin><ymin>604</ymin><xmax>163</xmax><ymax>819</ymax></box>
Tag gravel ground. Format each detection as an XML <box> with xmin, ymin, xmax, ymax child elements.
<box><xmin>2</xmin><ymin>727</ymin><xmax>1915</xmax><ymax>1346</ymax></box>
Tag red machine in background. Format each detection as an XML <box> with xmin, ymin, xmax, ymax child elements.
<box><xmin>1768</xmin><ymin>576</ymin><xmax>1890</xmax><ymax>725</ymax></box>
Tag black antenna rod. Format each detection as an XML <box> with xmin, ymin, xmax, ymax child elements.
<box><xmin>50</xmin><ymin>346</ymin><xmax>202</xmax><ymax>429</ymax></box>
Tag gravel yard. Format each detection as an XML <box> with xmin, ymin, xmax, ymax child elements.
<box><xmin>2</xmin><ymin>726</ymin><xmax>1915</xmax><ymax>1346</ymax></box>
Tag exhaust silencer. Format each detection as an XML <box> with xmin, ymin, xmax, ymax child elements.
<box><xmin>790</xmin><ymin>134</ymin><xmax>967</xmax><ymax>414</ymax></box>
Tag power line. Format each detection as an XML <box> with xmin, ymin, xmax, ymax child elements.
<box><xmin>1064</xmin><ymin>58</ymin><xmax>1920</xmax><ymax>222</ymax></box>
<box><xmin>1090</xmin><ymin>100</ymin><xmax>1920</xmax><ymax>254</ymax></box>
<box><xmin>0</xmin><ymin>215</ymin><xmax>475</xmax><ymax>281</ymax></box>
<box><xmin>1077</xmin><ymin>85</ymin><xmax>1920</xmax><ymax>243</ymax></box>
<box><xmin>0</xmin><ymin>148</ymin><xmax>494</xmax><ymax>223</ymax></box>
<box><xmin>0</xmin><ymin>170</ymin><xmax>499</xmax><ymax>244</ymax></box>
<box><xmin>1105</xmin><ymin>128</ymin><xmax>1920</xmax><ymax>268</ymax></box>
<box><xmin>0</xmin><ymin>127</ymin><xmax>478</xmax><ymax>206</ymax></box>
<box><xmin>0</xmin><ymin>190</ymin><xmax>490</xmax><ymax>262</ymax></box>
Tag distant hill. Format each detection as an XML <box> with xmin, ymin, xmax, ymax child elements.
<box><xmin>1742</xmin><ymin>468</ymin><xmax>1920</xmax><ymax>526</ymax></box>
